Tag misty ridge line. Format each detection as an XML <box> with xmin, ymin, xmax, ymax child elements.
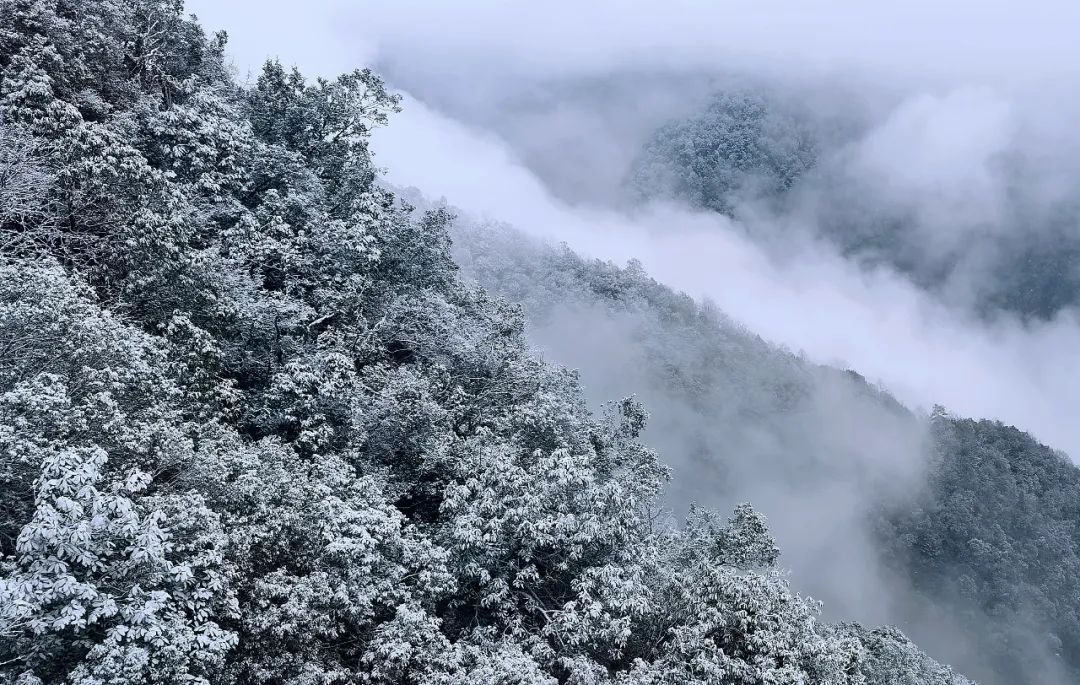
<box><xmin>426</xmin><ymin>194</ymin><xmax>1078</xmax><ymax>685</ymax></box>
<box><xmin>363</xmin><ymin>50</ymin><xmax>1080</xmax><ymax>684</ymax></box>
<box><xmin>371</xmin><ymin>88</ymin><xmax>1080</xmax><ymax>462</ymax></box>
<box><xmin>184</xmin><ymin>4</ymin><xmax>1080</xmax><ymax>457</ymax></box>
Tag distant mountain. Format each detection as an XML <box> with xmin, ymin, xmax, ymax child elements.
<box><xmin>629</xmin><ymin>88</ymin><xmax>1080</xmax><ymax>321</ymax></box>
<box><xmin>627</xmin><ymin>90</ymin><xmax>818</xmax><ymax>216</ymax></box>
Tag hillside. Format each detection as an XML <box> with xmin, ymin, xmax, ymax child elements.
<box><xmin>0</xmin><ymin>2</ymin><xmax>970</xmax><ymax>684</ymax></box>
<box><xmin>449</xmin><ymin>216</ymin><xmax>1080</xmax><ymax>685</ymax></box>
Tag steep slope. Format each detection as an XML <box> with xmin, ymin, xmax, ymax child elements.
<box><xmin>880</xmin><ymin>414</ymin><xmax>1080</xmax><ymax>685</ymax></box>
<box><xmin>450</xmin><ymin>216</ymin><xmax>1080</xmax><ymax>685</ymax></box>
<box><xmin>0</xmin><ymin>2</ymin><xmax>965</xmax><ymax>685</ymax></box>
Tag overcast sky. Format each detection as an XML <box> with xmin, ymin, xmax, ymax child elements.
<box><xmin>189</xmin><ymin>0</ymin><xmax>1080</xmax><ymax>88</ymax></box>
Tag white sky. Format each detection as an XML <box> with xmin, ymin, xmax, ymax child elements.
<box><xmin>188</xmin><ymin>0</ymin><xmax>1080</xmax><ymax>87</ymax></box>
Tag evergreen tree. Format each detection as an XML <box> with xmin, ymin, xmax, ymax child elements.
<box><xmin>0</xmin><ymin>3</ymin><xmax>975</xmax><ymax>684</ymax></box>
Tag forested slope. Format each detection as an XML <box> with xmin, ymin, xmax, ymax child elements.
<box><xmin>631</xmin><ymin>89</ymin><xmax>1080</xmax><ymax>320</ymax></box>
<box><xmin>450</xmin><ymin>217</ymin><xmax>1080</xmax><ymax>685</ymax></box>
<box><xmin>0</xmin><ymin>2</ymin><xmax>968</xmax><ymax>684</ymax></box>
<box><xmin>881</xmin><ymin>414</ymin><xmax>1080</xmax><ymax>685</ymax></box>
<box><xmin>619</xmin><ymin>87</ymin><xmax>1080</xmax><ymax>681</ymax></box>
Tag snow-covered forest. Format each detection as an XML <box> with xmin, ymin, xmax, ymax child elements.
<box><xmin>2</xmin><ymin>2</ymin><xmax>1079</xmax><ymax>684</ymax></box>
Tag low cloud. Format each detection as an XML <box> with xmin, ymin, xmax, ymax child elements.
<box><xmin>372</xmin><ymin>93</ymin><xmax>1080</xmax><ymax>460</ymax></box>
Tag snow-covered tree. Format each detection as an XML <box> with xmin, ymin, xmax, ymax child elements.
<box><xmin>0</xmin><ymin>2</ymin><xmax>976</xmax><ymax>684</ymax></box>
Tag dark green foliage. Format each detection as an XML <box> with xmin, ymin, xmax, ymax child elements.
<box><xmin>879</xmin><ymin>414</ymin><xmax>1080</xmax><ymax>685</ymax></box>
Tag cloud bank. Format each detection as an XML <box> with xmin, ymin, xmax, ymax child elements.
<box><xmin>372</xmin><ymin>94</ymin><xmax>1080</xmax><ymax>459</ymax></box>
